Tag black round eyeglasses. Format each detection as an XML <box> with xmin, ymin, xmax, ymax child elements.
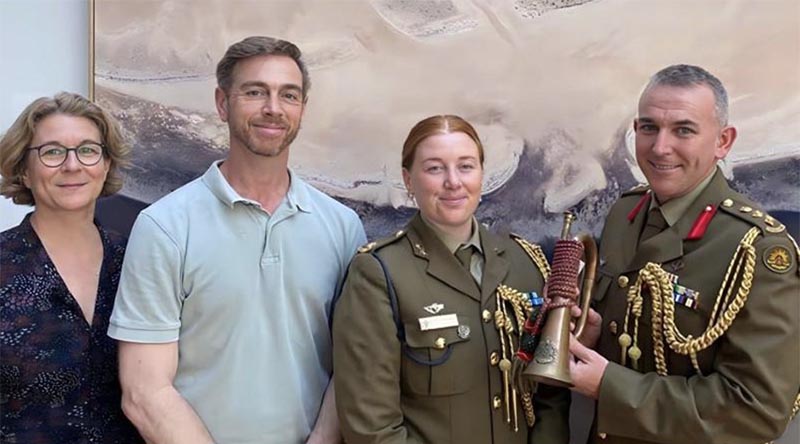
<box><xmin>27</xmin><ymin>142</ymin><xmax>105</xmax><ymax>168</ymax></box>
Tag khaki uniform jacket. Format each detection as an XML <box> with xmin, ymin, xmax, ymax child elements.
<box><xmin>333</xmin><ymin>213</ymin><xmax>571</xmax><ymax>444</ymax></box>
<box><xmin>590</xmin><ymin>170</ymin><xmax>799</xmax><ymax>444</ymax></box>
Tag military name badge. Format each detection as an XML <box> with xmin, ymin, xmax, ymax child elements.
<box><xmin>419</xmin><ymin>313</ymin><xmax>459</xmax><ymax>331</ymax></box>
<box><xmin>764</xmin><ymin>245</ymin><xmax>793</xmax><ymax>274</ymax></box>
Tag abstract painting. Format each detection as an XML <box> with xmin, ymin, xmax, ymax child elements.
<box><xmin>93</xmin><ymin>0</ymin><xmax>800</xmax><ymax>245</ymax></box>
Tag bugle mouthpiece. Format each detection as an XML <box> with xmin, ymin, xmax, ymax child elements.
<box><xmin>560</xmin><ymin>212</ymin><xmax>576</xmax><ymax>240</ymax></box>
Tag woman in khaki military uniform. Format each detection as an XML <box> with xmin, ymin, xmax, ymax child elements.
<box><xmin>333</xmin><ymin>115</ymin><xmax>570</xmax><ymax>444</ymax></box>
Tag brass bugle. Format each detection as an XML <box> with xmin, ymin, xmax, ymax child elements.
<box><xmin>523</xmin><ymin>211</ymin><xmax>597</xmax><ymax>387</ymax></box>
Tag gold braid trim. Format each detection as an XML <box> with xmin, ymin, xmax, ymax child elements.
<box><xmin>767</xmin><ymin>394</ymin><xmax>800</xmax><ymax>444</ymax></box>
<box><xmin>497</xmin><ymin>285</ymin><xmax>535</xmax><ymax>431</ymax></box>
<box><xmin>787</xmin><ymin>232</ymin><xmax>800</xmax><ymax>269</ymax></box>
<box><xmin>622</xmin><ymin>227</ymin><xmax>800</xmax><ymax>444</ymax></box>
<box><xmin>622</xmin><ymin>226</ymin><xmax>761</xmax><ymax>376</ymax></box>
<box><xmin>783</xmin><ymin>233</ymin><xmax>800</xmax><ymax>432</ymax></box>
<box><xmin>504</xmin><ymin>236</ymin><xmax>552</xmax><ymax>429</ymax></box>
<box><xmin>512</xmin><ymin>237</ymin><xmax>551</xmax><ymax>280</ymax></box>
<box><xmin>522</xmin><ymin>391</ymin><xmax>536</xmax><ymax>427</ymax></box>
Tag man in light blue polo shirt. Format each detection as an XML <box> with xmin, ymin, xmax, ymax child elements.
<box><xmin>109</xmin><ymin>36</ymin><xmax>366</xmax><ymax>444</ymax></box>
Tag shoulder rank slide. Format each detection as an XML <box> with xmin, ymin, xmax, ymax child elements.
<box><xmin>719</xmin><ymin>197</ymin><xmax>785</xmax><ymax>235</ymax></box>
<box><xmin>357</xmin><ymin>229</ymin><xmax>407</xmax><ymax>253</ymax></box>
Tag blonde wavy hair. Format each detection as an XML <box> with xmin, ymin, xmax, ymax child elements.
<box><xmin>0</xmin><ymin>92</ymin><xmax>130</xmax><ymax>205</ymax></box>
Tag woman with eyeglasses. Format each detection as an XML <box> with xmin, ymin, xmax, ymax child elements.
<box><xmin>0</xmin><ymin>92</ymin><xmax>142</xmax><ymax>443</ymax></box>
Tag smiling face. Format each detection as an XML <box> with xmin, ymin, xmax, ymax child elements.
<box><xmin>215</xmin><ymin>55</ymin><xmax>306</xmax><ymax>159</ymax></box>
<box><xmin>23</xmin><ymin>114</ymin><xmax>110</xmax><ymax>214</ymax></box>
<box><xmin>403</xmin><ymin>131</ymin><xmax>483</xmax><ymax>240</ymax></box>
<box><xmin>634</xmin><ymin>84</ymin><xmax>736</xmax><ymax>203</ymax></box>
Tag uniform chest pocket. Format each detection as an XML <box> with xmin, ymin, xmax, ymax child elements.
<box><xmin>401</xmin><ymin>317</ymin><xmax>475</xmax><ymax>396</ymax></box>
<box><xmin>592</xmin><ymin>264</ymin><xmax>615</xmax><ymax>305</ymax></box>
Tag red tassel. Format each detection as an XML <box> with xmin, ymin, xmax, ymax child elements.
<box><xmin>686</xmin><ymin>205</ymin><xmax>717</xmax><ymax>240</ymax></box>
<box><xmin>516</xmin><ymin>350</ymin><xmax>533</xmax><ymax>363</ymax></box>
<box><xmin>627</xmin><ymin>192</ymin><xmax>651</xmax><ymax>222</ymax></box>
<box><xmin>523</xmin><ymin>318</ymin><xmax>537</xmax><ymax>334</ymax></box>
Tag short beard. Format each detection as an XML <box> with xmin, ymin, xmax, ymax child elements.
<box><xmin>233</xmin><ymin>122</ymin><xmax>300</xmax><ymax>158</ymax></box>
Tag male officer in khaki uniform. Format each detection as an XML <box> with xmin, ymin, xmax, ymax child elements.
<box><xmin>568</xmin><ymin>64</ymin><xmax>800</xmax><ymax>444</ymax></box>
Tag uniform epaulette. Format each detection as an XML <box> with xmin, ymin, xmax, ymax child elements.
<box><xmin>356</xmin><ymin>229</ymin><xmax>408</xmax><ymax>254</ymax></box>
<box><xmin>621</xmin><ymin>183</ymin><xmax>650</xmax><ymax>197</ymax></box>
<box><xmin>718</xmin><ymin>197</ymin><xmax>786</xmax><ymax>235</ymax></box>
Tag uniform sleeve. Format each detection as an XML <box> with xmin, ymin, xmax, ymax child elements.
<box><xmin>333</xmin><ymin>253</ymin><xmax>414</xmax><ymax>444</ymax></box>
<box><xmin>597</xmin><ymin>234</ymin><xmax>800</xmax><ymax>443</ymax></box>
<box><xmin>529</xmin><ymin>382</ymin><xmax>571</xmax><ymax>443</ymax></box>
<box><xmin>108</xmin><ymin>213</ymin><xmax>185</xmax><ymax>343</ymax></box>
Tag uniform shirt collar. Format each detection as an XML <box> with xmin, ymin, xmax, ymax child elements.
<box><xmin>650</xmin><ymin>167</ymin><xmax>717</xmax><ymax>226</ymax></box>
<box><xmin>421</xmin><ymin>216</ymin><xmax>483</xmax><ymax>255</ymax></box>
<box><xmin>202</xmin><ymin>160</ymin><xmax>311</xmax><ymax>213</ymax></box>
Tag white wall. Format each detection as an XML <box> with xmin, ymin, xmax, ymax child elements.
<box><xmin>0</xmin><ymin>0</ymin><xmax>89</xmax><ymax>230</ymax></box>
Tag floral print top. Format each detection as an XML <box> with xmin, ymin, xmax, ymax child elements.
<box><xmin>1</xmin><ymin>214</ymin><xmax>142</xmax><ymax>444</ymax></box>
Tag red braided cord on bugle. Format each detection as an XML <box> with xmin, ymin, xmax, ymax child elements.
<box><xmin>548</xmin><ymin>239</ymin><xmax>584</xmax><ymax>301</ymax></box>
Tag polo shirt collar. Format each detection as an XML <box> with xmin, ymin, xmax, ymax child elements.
<box><xmin>285</xmin><ymin>169</ymin><xmax>312</xmax><ymax>214</ymax></box>
<box><xmin>202</xmin><ymin>160</ymin><xmax>312</xmax><ymax>213</ymax></box>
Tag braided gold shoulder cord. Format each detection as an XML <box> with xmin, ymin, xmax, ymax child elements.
<box><xmin>491</xmin><ymin>238</ymin><xmax>552</xmax><ymax>429</ymax></box>
<box><xmin>624</xmin><ymin>227</ymin><xmax>800</xmax><ymax>441</ymax></box>
<box><xmin>513</xmin><ymin>238</ymin><xmax>551</xmax><ymax>279</ymax></box>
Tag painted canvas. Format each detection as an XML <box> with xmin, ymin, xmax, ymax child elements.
<box><xmin>93</xmin><ymin>0</ymin><xmax>800</xmax><ymax>246</ymax></box>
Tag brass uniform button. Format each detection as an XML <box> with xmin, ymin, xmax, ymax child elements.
<box><xmin>722</xmin><ymin>198</ymin><xmax>733</xmax><ymax>208</ymax></box>
<box><xmin>608</xmin><ymin>321</ymin><xmax>618</xmax><ymax>335</ymax></box>
<box><xmin>739</xmin><ymin>206</ymin><xmax>752</xmax><ymax>213</ymax></box>
<box><xmin>489</xmin><ymin>351</ymin><xmax>500</xmax><ymax>366</ymax></box>
<box><xmin>357</xmin><ymin>242</ymin><xmax>376</xmax><ymax>253</ymax></box>
<box><xmin>617</xmin><ymin>275</ymin><xmax>629</xmax><ymax>288</ymax></box>
<box><xmin>598</xmin><ymin>432</ymin><xmax>607</xmax><ymax>439</ymax></box>
<box><xmin>752</xmin><ymin>210</ymin><xmax>763</xmax><ymax>218</ymax></box>
<box><xmin>433</xmin><ymin>337</ymin><xmax>446</xmax><ymax>350</ymax></box>
<box><xmin>482</xmin><ymin>309</ymin><xmax>492</xmax><ymax>323</ymax></box>
<box><xmin>492</xmin><ymin>395</ymin><xmax>502</xmax><ymax>409</ymax></box>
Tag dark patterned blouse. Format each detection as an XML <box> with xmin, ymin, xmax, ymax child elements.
<box><xmin>1</xmin><ymin>214</ymin><xmax>142</xmax><ymax>444</ymax></box>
